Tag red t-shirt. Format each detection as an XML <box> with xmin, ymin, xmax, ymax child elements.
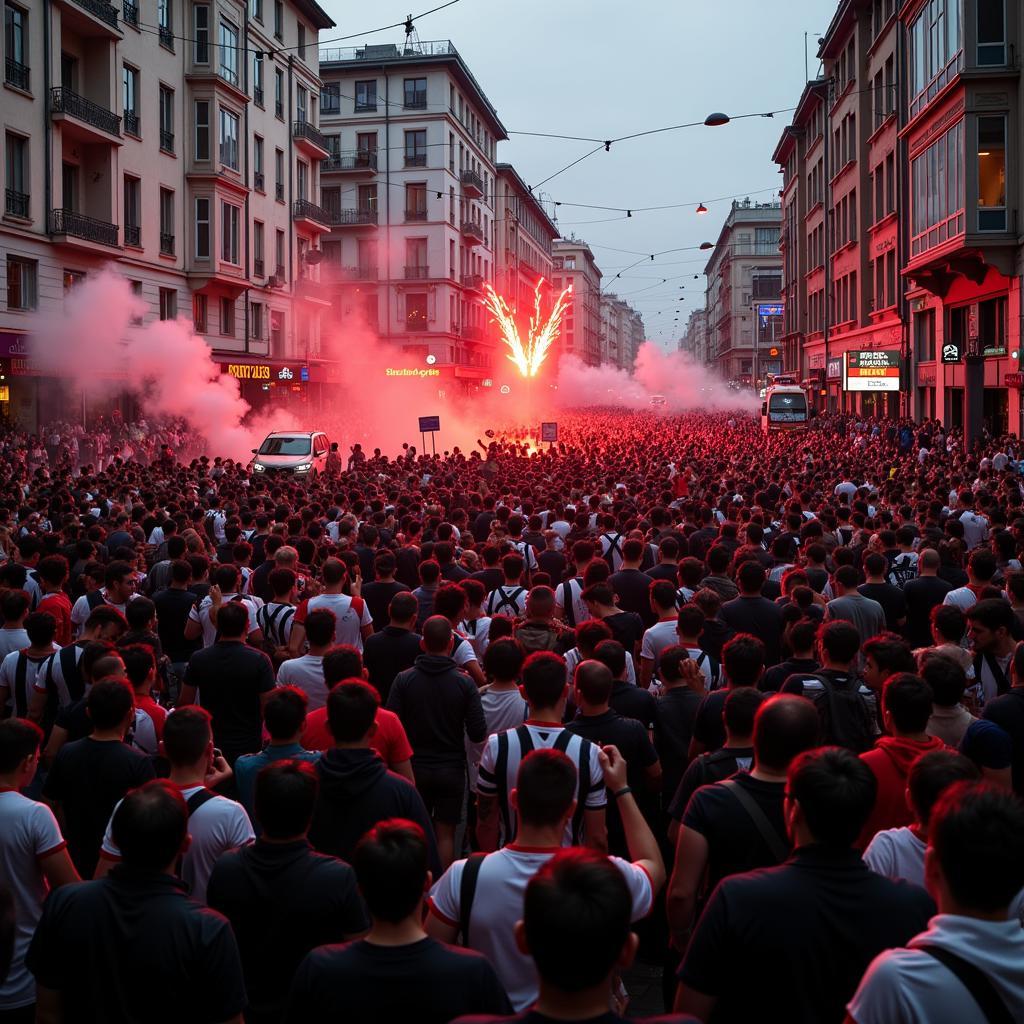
<box><xmin>37</xmin><ymin>592</ymin><xmax>73</xmax><ymax>647</ymax></box>
<box><xmin>302</xmin><ymin>706</ymin><xmax>413</xmax><ymax>767</ymax></box>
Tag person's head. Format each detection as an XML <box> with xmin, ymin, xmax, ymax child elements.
<box><xmin>322</xmin><ymin>557</ymin><xmax>348</xmax><ymax>589</ymax></box>
<box><xmin>724</xmin><ymin>686</ymin><xmax>764</xmax><ymax>744</ymax></box>
<box><xmin>862</xmin><ymin>633</ymin><xmax>916</xmax><ymax>691</ymax></box>
<box><xmin>213</xmin><ymin>564</ymin><xmax>241</xmax><ymax>594</ymax></box>
<box><xmin>752</xmin><ymin>695</ymin><xmax>821</xmax><ymax>774</ymax></box>
<box><xmin>659</xmin><ymin>645</ymin><xmax>698</xmax><ymax>690</ymax></box>
<box><xmin>832</xmin><ymin>564</ymin><xmax>860</xmax><ymax>595</ymax></box>
<box><xmin>785</xmin><ymin>747</ymin><xmax>877</xmax><ymax>848</ymax></box>
<box><xmin>512</xmin><ymin>748</ymin><xmax>577</xmax><ymax>832</ymax></box>
<box><xmin>958</xmin><ymin>720</ymin><xmax>1014</xmax><ymax>787</ymax></box>
<box><xmin>268</xmin><ymin>567</ymin><xmax>296</xmax><ymax>602</ymax></box>
<box><xmin>918</xmin><ymin>651</ymin><xmax>968</xmax><ymax>709</ymax></box>
<box><xmin>502</xmin><ymin>553</ymin><xmax>525</xmax><ymax>582</ymax></box>
<box><xmin>519</xmin><ymin>849</ymin><xmax>638</xmax><ymax>996</ymax></box>
<box><xmin>110</xmin><ymin>780</ymin><xmax>188</xmax><ymax>871</ymax></box>
<box><xmin>675</xmin><ymin>603</ymin><xmax>705</xmax><ymax>643</ymax></box>
<box><xmin>721</xmin><ymin>633</ymin><xmax>765</xmax><ymax>688</ymax></box>
<box><xmin>104</xmin><ymin>560</ymin><xmax>136</xmax><ymax>603</ymax></box>
<box><xmin>326</xmin><ymin>679</ymin><xmax>379</xmax><ymax>744</ymax></box>
<box><xmin>525</xmin><ymin>586</ymin><xmax>556</xmax><ymax>620</ymax></box>
<box><xmin>24</xmin><ymin>611</ymin><xmax>56</xmax><ymax>650</ymax></box>
<box><xmin>86</xmin><ymin>678</ymin><xmax>135</xmax><ymax>733</ymax></box>
<box><xmin>433</xmin><ymin>584</ymin><xmax>467</xmax><ymax>623</ymax></box>
<box><xmin>736</xmin><ymin>560</ymin><xmax>766</xmax><ymax>596</ymax></box>
<box><xmin>36</xmin><ymin>554</ymin><xmax>68</xmax><ymax>589</ymax></box>
<box><xmin>120</xmin><ymin>644</ymin><xmax>156</xmax><ymax>693</ymax></box>
<box><xmin>931</xmin><ymin>604</ymin><xmax>966</xmax><ymax>646</ymax></box>
<box><xmin>863</xmin><ymin>551</ymin><xmax>887</xmax><ymax>580</ymax></box>
<box><xmin>926</xmin><ymin>782</ymin><xmax>1024</xmax><ymax>916</ymax></box>
<box><xmin>421</xmin><ymin>615</ymin><xmax>453</xmax><ymax>655</ymax></box>
<box><xmin>162</xmin><ymin>706</ymin><xmax>213</xmax><ymax>769</ymax></box>
<box><xmin>882</xmin><ymin>673</ymin><xmax>934</xmax><ymax>737</ymax></box>
<box><xmin>521</xmin><ymin>651</ymin><xmax>568</xmax><ymax>713</ymax></box>
<box><xmin>483</xmin><ymin>637</ymin><xmax>524</xmax><ymax>684</ymax></box>
<box><xmin>1</xmin><ymin>589</ymin><xmax>28</xmax><ymax>626</ymax></box>
<box><xmin>125</xmin><ymin>595</ymin><xmax>156</xmax><ymax>633</ymax></box>
<box><xmin>706</xmin><ymin>544</ymin><xmax>730</xmax><ymax>576</ymax></box>
<box><xmin>593</xmin><ymin>639</ymin><xmax>627</xmax><ymax>681</ymax></box>
<box><xmin>0</xmin><ymin>718</ymin><xmax>42</xmax><ymax>784</ymax></box>
<box><xmin>918</xmin><ymin>547</ymin><xmax>940</xmax><ymax>575</ymax></box>
<box><xmin>966</xmin><ymin>598</ymin><xmax>1016</xmax><ymax>654</ymax></box>
<box><xmin>322</xmin><ymin>645</ymin><xmax>364</xmax><ymax>686</ymax></box>
<box><xmin>574</xmin><ymin>659</ymin><xmax>614</xmax><ymax>709</ymax></box>
<box><xmin>388</xmin><ymin>592</ymin><xmax>418</xmax><ymax>628</ymax></box>
<box><xmin>906</xmin><ymin>750</ymin><xmax>979</xmax><ymax>831</ymax></box>
<box><xmin>215</xmin><ymin>600</ymin><xmax>249</xmax><ymax>641</ymax></box>
<box><xmin>254</xmin><ymin>759</ymin><xmax>319</xmax><ymax>840</ymax></box>
<box><xmin>263</xmin><ymin>685</ymin><xmax>308</xmax><ymax>742</ymax></box>
<box><xmin>575</xmin><ymin>619</ymin><xmax>613</xmax><ymax>658</ymax></box>
<box><xmin>303</xmin><ymin>608</ymin><xmax>337</xmax><ymax>650</ymax></box>
<box><xmin>966</xmin><ymin>548</ymin><xmax>997</xmax><ymax>585</ymax></box>
<box><xmin>352</xmin><ymin>819</ymin><xmax>429</xmax><ymax>924</ymax></box>
<box><xmin>648</xmin><ymin>580</ymin><xmax>677</xmax><ymax>617</ymax></box>
<box><xmin>816</xmin><ymin>619</ymin><xmax>860</xmax><ymax>668</ymax></box>
<box><xmin>785</xmin><ymin>617</ymin><xmax>818</xmax><ymax>659</ymax></box>
<box><xmin>580</xmin><ymin>582</ymin><xmax>615</xmax><ymax>611</ymax></box>
<box><xmin>169</xmin><ymin>558</ymin><xmax>193</xmax><ymax>587</ymax></box>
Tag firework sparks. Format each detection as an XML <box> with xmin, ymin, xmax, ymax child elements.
<box><xmin>482</xmin><ymin>280</ymin><xmax>573</xmax><ymax>378</ymax></box>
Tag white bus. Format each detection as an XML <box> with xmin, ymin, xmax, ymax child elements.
<box><xmin>761</xmin><ymin>384</ymin><xmax>809</xmax><ymax>433</ymax></box>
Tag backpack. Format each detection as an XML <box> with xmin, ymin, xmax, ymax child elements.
<box><xmin>514</xmin><ymin>621</ymin><xmax>561</xmax><ymax>655</ymax></box>
<box><xmin>695</xmin><ymin>650</ymin><xmax>721</xmax><ymax>690</ymax></box>
<box><xmin>887</xmin><ymin>553</ymin><xmax>918</xmax><ymax>587</ymax></box>
<box><xmin>601</xmin><ymin>532</ymin><xmax>624</xmax><ymax>570</ymax></box>
<box><xmin>559</xmin><ymin>577</ymin><xmax>585</xmax><ymax>627</ymax></box>
<box><xmin>256</xmin><ymin>602</ymin><xmax>296</xmax><ymax>661</ymax></box>
<box><xmin>487</xmin><ymin>586</ymin><xmax>525</xmax><ymax>617</ymax></box>
<box><xmin>804</xmin><ymin>673</ymin><xmax>875</xmax><ymax>753</ymax></box>
<box><xmin>86</xmin><ymin>589</ymin><xmax>109</xmax><ymax>610</ymax></box>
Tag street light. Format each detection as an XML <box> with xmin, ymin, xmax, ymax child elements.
<box><xmin>696</xmin><ymin>202</ymin><xmax>708</xmax><ymax>215</ymax></box>
<box><xmin>704</xmin><ymin>112</ymin><xmax>730</xmax><ymax>127</ymax></box>
<box><xmin>699</xmin><ymin>242</ymin><xmax>713</xmax><ymax>251</ymax></box>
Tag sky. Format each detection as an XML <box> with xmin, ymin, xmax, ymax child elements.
<box><xmin>318</xmin><ymin>0</ymin><xmax>831</xmax><ymax>349</ymax></box>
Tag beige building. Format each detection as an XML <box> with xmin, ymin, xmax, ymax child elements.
<box><xmin>551</xmin><ymin>238</ymin><xmax>601</xmax><ymax>366</ymax></box>
<box><xmin>0</xmin><ymin>0</ymin><xmax>336</xmax><ymax>425</ymax></box>
<box><xmin>703</xmin><ymin>198</ymin><xmax>783</xmax><ymax>384</ymax></box>
<box><xmin>317</xmin><ymin>40</ymin><xmax>506</xmax><ymax>389</ymax></box>
<box><xmin>600</xmin><ymin>294</ymin><xmax>645</xmax><ymax>370</ymax></box>
<box><xmin>681</xmin><ymin>307</ymin><xmax>709</xmax><ymax>364</ymax></box>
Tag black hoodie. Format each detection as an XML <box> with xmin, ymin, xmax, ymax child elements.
<box><xmin>309</xmin><ymin>748</ymin><xmax>441</xmax><ymax>873</ymax></box>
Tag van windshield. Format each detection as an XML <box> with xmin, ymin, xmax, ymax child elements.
<box><xmin>259</xmin><ymin>436</ymin><xmax>311</xmax><ymax>456</ymax></box>
<box><xmin>767</xmin><ymin>393</ymin><xmax>807</xmax><ymax>423</ymax></box>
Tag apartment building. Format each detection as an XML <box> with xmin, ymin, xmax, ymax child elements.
<box><xmin>599</xmin><ymin>294</ymin><xmax>645</xmax><ymax>371</ymax></box>
<box><xmin>680</xmin><ymin>307</ymin><xmax>709</xmax><ymax>364</ymax></box>
<box><xmin>703</xmin><ymin>199</ymin><xmax>783</xmax><ymax>383</ymax></box>
<box><xmin>494</xmin><ymin>162</ymin><xmax>558</xmax><ymax>316</ymax></box>
<box><xmin>0</xmin><ymin>0</ymin><xmax>335</xmax><ymax>426</ymax></box>
<box><xmin>317</xmin><ymin>40</ymin><xmax>506</xmax><ymax>390</ymax></box>
<box><xmin>551</xmin><ymin>238</ymin><xmax>602</xmax><ymax>366</ymax></box>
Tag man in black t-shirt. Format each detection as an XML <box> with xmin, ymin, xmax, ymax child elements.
<box><xmin>43</xmin><ymin>678</ymin><xmax>155</xmax><ymax>877</ymax></box>
<box><xmin>582</xmin><ymin>582</ymin><xmax>644</xmax><ymax>673</ymax></box>
<box><xmin>360</xmin><ymin>551</ymin><xmax>411</xmax><ymax>633</ymax></box>
<box><xmin>719</xmin><ymin>563</ymin><xmax>784</xmax><ymax>667</ymax></box>
<box><xmin>858</xmin><ymin>552</ymin><xmax>908</xmax><ymax>633</ymax></box>
<box><xmin>594</xmin><ymin>640</ymin><xmax>658</xmax><ymax>731</ymax></box>
<box><xmin>902</xmin><ymin>548</ymin><xmax>953</xmax><ymax>648</ymax></box>
<box><xmin>152</xmin><ymin>559</ymin><xmax>201</xmax><ymax>675</ymax></box>
<box><xmin>286</xmin><ymin>819</ymin><xmax>510</xmax><ymax>1024</ymax></box>
<box><xmin>983</xmin><ymin>639</ymin><xmax>1024</xmax><ymax>794</ymax></box>
<box><xmin>690</xmin><ymin>634</ymin><xmax>766</xmax><ymax>756</ymax></box>
<box><xmin>362</xmin><ymin>592</ymin><xmax>422</xmax><ymax>702</ymax></box>
<box><xmin>653</xmin><ymin>647</ymin><xmax>705</xmax><ymax>804</ymax></box>
<box><xmin>610</xmin><ymin>539</ymin><xmax>659</xmax><ymax>628</ymax></box>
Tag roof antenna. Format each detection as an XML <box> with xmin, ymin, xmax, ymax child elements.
<box><xmin>403</xmin><ymin>14</ymin><xmax>422</xmax><ymax>55</ymax></box>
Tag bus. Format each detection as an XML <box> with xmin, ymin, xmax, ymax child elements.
<box><xmin>761</xmin><ymin>383</ymin><xmax>809</xmax><ymax>433</ymax></box>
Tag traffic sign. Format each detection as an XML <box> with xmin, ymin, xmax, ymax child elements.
<box><xmin>418</xmin><ymin>416</ymin><xmax>440</xmax><ymax>433</ymax></box>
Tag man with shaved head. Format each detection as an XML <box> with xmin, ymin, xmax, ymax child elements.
<box><xmin>387</xmin><ymin>615</ymin><xmax>486</xmax><ymax>866</ymax></box>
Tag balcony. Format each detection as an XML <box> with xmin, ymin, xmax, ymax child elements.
<box><xmin>404</xmin><ymin>265</ymin><xmax>430</xmax><ymax>279</ymax></box>
<box><xmin>331</xmin><ymin>207</ymin><xmax>378</xmax><ymax>229</ymax></box>
<box><xmin>458</xmin><ymin>323</ymin><xmax>484</xmax><ymax>341</ymax></box>
<box><xmin>321</xmin><ymin>151</ymin><xmax>377</xmax><ymax>174</ymax></box>
<box><xmin>159</xmin><ymin>25</ymin><xmax>174</xmax><ymax>50</ymax></box>
<box><xmin>5</xmin><ymin>189</ymin><xmax>29</xmax><ymax>219</ymax></box>
<box><xmin>404</xmin><ymin>153</ymin><xmax>427</xmax><ymax>168</ymax></box>
<box><xmin>50</xmin><ymin>88</ymin><xmax>121</xmax><ymax>144</ymax></box>
<box><xmin>124</xmin><ymin>223</ymin><xmax>140</xmax><ymax>246</ymax></box>
<box><xmin>123</xmin><ymin>111</ymin><xmax>139</xmax><ymax>137</ymax></box>
<box><xmin>275</xmin><ymin>100</ymin><xmax>283</xmax><ymax>119</ymax></box>
<box><xmin>460</xmin><ymin>168</ymin><xmax>484</xmax><ymax>198</ymax></box>
<box><xmin>254</xmin><ymin>257</ymin><xmax>264</xmax><ymax>277</ymax></box>
<box><xmin>254</xmin><ymin>86</ymin><xmax>264</xmax><ymax>106</ymax></box>
<box><xmin>461</xmin><ymin>273</ymin><xmax>484</xmax><ymax>291</ymax></box>
<box><xmin>461</xmin><ymin>220</ymin><xmax>484</xmax><ymax>245</ymax></box>
<box><xmin>405</xmin><ymin>209</ymin><xmax>428</xmax><ymax>222</ymax></box>
<box><xmin>293</xmin><ymin>120</ymin><xmax>330</xmax><ymax>159</ymax></box>
<box><xmin>254</xmin><ymin>171</ymin><xmax>264</xmax><ymax>192</ymax></box>
<box><xmin>49</xmin><ymin>208</ymin><xmax>119</xmax><ymax>249</ymax></box>
<box><xmin>292</xmin><ymin>198</ymin><xmax>333</xmax><ymax>232</ymax></box>
<box><xmin>5</xmin><ymin>58</ymin><xmax>29</xmax><ymax>91</ymax></box>
<box><xmin>342</xmin><ymin>265</ymin><xmax>378</xmax><ymax>280</ymax></box>
<box><xmin>160</xmin><ymin>232</ymin><xmax>175</xmax><ymax>256</ymax></box>
<box><xmin>275</xmin><ymin>182</ymin><xmax>284</xmax><ymax>201</ymax></box>
<box><xmin>122</xmin><ymin>1</ymin><xmax>138</xmax><ymax>27</ymax></box>
<box><xmin>55</xmin><ymin>0</ymin><xmax>121</xmax><ymax>36</ymax></box>
<box><xmin>404</xmin><ymin>94</ymin><xmax>427</xmax><ymax>110</ymax></box>
<box><xmin>404</xmin><ymin>318</ymin><xmax>428</xmax><ymax>333</ymax></box>
<box><xmin>160</xmin><ymin>129</ymin><xmax>174</xmax><ymax>153</ymax></box>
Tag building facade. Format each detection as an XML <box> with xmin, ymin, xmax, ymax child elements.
<box><xmin>703</xmin><ymin>199</ymin><xmax>783</xmax><ymax>384</ymax></box>
<box><xmin>1</xmin><ymin>0</ymin><xmax>335</xmax><ymax>426</ymax></box>
<box><xmin>551</xmin><ymin>238</ymin><xmax>602</xmax><ymax>366</ymax></box>
<box><xmin>599</xmin><ymin>294</ymin><xmax>645</xmax><ymax>370</ymax></box>
<box><xmin>680</xmin><ymin>307</ymin><xmax>709</xmax><ymax>363</ymax></box>
<box><xmin>317</xmin><ymin>40</ymin><xmax>506</xmax><ymax>390</ymax></box>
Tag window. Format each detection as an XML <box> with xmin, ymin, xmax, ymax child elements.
<box><xmin>195</xmin><ymin>196</ymin><xmax>210</xmax><ymax>259</ymax></box>
<box><xmin>911</xmin><ymin>118</ymin><xmax>964</xmax><ymax>256</ymax></box>
<box><xmin>193</xmin><ymin>4</ymin><xmax>209</xmax><ymax>63</ymax></box>
<box><xmin>123</xmin><ymin>176</ymin><xmax>140</xmax><ymax>245</ymax></box>
<box><xmin>979</xmin><ymin>296</ymin><xmax>1007</xmax><ymax>356</ymax></box>
<box><xmin>254</xmin><ymin>135</ymin><xmax>264</xmax><ymax>190</ymax></box>
<box><xmin>158</xmin><ymin>287</ymin><xmax>176</xmax><ymax>320</ymax></box>
<box><xmin>5</xmin><ymin>132</ymin><xmax>27</xmax><ymax>217</ymax></box>
<box><xmin>219</xmin><ymin>19</ymin><xmax>238</xmax><ymax>84</ymax></box>
<box><xmin>250</xmin><ymin>0</ymin><xmax>262</xmax><ymax>21</ymax></box>
<box><xmin>978</xmin><ymin>1</ymin><xmax>1006</xmax><ymax>66</ymax></box>
<box><xmin>275</xmin><ymin>148</ymin><xmax>284</xmax><ymax>201</ymax></box>
<box><xmin>405</xmin><ymin>292</ymin><xmax>428</xmax><ymax>330</ymax></box>
<box><xmin>275</xmin><ymin>228</ymin><xmax>285</xmax><ymax>275</ymax></box>
<box><xmin>406</xmin><ymin>237</ymin><xmax>428</xmax><ymax>276</ymax></box>
<box><xmin>977</xmin><ymin>115</ymin><xmax>1006</xmax><ymax>231</ymax></box>
<box><xmin>194</xmin><ymin>100</ymin><xmax>210</xmax><ymax>160</ymax></box>
<box><xmin>296</xmin><ymin>84</ymin><xmax>307</xmax><ymax>123</ymax></box>
<box><xmin>909</xmin><ymin>0</ymin><xmax>962</xmax><ymax>113</ymax></box>
<box><xmin>193</xmin><ymin>293</ymin><xmax>207</xmax><ymax>332</ymax></box>
<box><xmin>754</xmin><ymin>227</ymin><xmax>778</xmax><ymax>255</ymax></box>
<box><xmin>221</xmin><ymin>201</ymin><xmax>239</xmax><ymax>263</ymax></box>
<box><xmin>354</xmin><ymin>80</ymin><xmax>376</xmax><ymax>111</ymax></box>
<box><xmin>296</xmin><ymin>159</ymin><xmax>308</xmax><ymax>201</ymax></box>
<box><xmin>321</xmin><ymin>82</ymin><xmax>340</xmax><ymax>114</ymax></box>
<box><xmin>159</xmin><ymin>86</ymin><xmax>174</xmax><ymax>153</ymax></box>
<box><xmin>297</xmin><ymin>23</ymin><xmax>306</xmax><ymax>61</ymax></box>
<box><xmin>405</xmin><ymin>183</ymin><xmax>427</xmax><ymax>221</ymax></box>
<box><xmin>274</xmin><ymin>68</ymin><xmax>284</xmax><ymax>118</ymax></box>
<box><xmin>914</xmin><ymin>308</ymin><xmax>935</xmax><ymax>361</ymax></box>
<box><xmin>250</xmin><ymin>301</ymin><xmax>263</xmax><ymax>339</ymax></box>
<box><xmin>61</xmin><ymin>162</ymin><xmax>77</xmax><ymax>211</ymax></box>
<box><xmin>159</xmin><ymin>188</ymin><xmax>174</xmax><ymax>255</ymax></box>
<box><xmin>404</xmin><ymin>77</ymin><xmax>427</xmax><ymax>109</ymax></box>
<box><xmin>122</xmin><ymin>65</ymin><xmax>140</xmax><ymax>135</ymax></box>
<box><xmin>273</xmin><ymin>0</ymin><xmax>282</xmax><ymax>39</ymax></box>
<box><xmin>357</xmin><ymin>183</ymin><xmax>377</xmax><ymax>213</ymax></box>
<box><xmin>404</xmin><ymin>129</ymin><xmax>426</xmax><ymax>167</ymax></box>
<box><xmin>5</xmin><ymin>256</ymin><xmax>35</xmax><ymax>310</ymax></box>
<box><xmin>253</xmin><ymin>52</ymin><xmax>264</xmax><ymax>105</ymax></box>
<box><xmin>220</xmin><ymin>297</ymin><xmax>234</xmax><ymax>336</ymax></box>
<box><xmin>253</xmin><ymin>220</ymin><xmax>264</xmax><ymax>275</ymax></box>
<box><xmin>219</xmin><ymin>108</ymin><xmax>239</xmax><ymax>169</ymax></box>
<box><xmin>5</xmin><ymin>4</ymin><xmax>27</xmax><ymax>85</ymax></box>
<box><xmin>129</xmin><ymin>280</ymin><xmax>144</xmax><ymax>325</ymax></box>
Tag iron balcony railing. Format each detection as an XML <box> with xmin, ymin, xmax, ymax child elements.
<box><xmin>159</xmin><ymin>25</ymin><xmax>174</xmax><ymax>49</ymax></box>
<box><xmin>293</xmin><ymin>120</ymin><xmax>327</xmax><ymax>150</ymax></box>
<box><xmin>73</xmin><ymin>0</ymin><xmax>118</xmax><ymax>27</ymax></box>
<box><xmin>123</xmin><ymin>111</ymin><xmax>139</xmax><ymax>136</ymax></box>
<box><xmin>5</xmin><ymin>58</ymin><xmax>29</xmax><ymax>90</ymax></box>
<box><xmin>254</xmin><ymin>86</ymin><xmax>264</xmax><ymax>106</ymax></box>
<box><xmin>461</xmin><ymin>273</ymin><xmax>483</xmax><ymax>290</ymax></box>
<box><xmin>460</xmin><ymin>168</ymin><xmax>484</xmax><ymax>194</ymax></box>
<box><xmin>254</xmin><ymin>257</ymin><xmax>264</xmax><ymax>276</ymax></box>
<box><xmin>321</xmin><ymin>151</ymin><xmax>377</xmax><ymax>172</ymax></box>
<box><xmin>404</xmin><ymin>94</ymin><xmax>427</xmax><ymax>109</ymax></box>
<box><xmin>275</xmin><ymin>182</ymin><xmax>284</xmax><ymax>201</ymax></box>
<box><xmin>461</xmin><ymin>220</ymin><xmax>484</xmax><ymax>242</ymax></box>
<box><xmin>405</xmin><ymin>209</ymin><xmax>428</xmax><ymax>222</ymax></box>
<box><xmin>122</xmin><ymin>1</ymin><xmax>138</xmax><ymax>26</ymax></box>
<box><xmin>332</xmin><ymin>207</ymin><xmax>378</xmax><ymax>226</ymax></box>
<box><xmin>159</xmin><ymin>232</ymin><xmax>174</xmax><ymax>255</ymax></box>
<box><xmin>342</xmin><ymin>265</ymin><xmax>378</xmax><ymax>279</ymax></box>
<box><xmin>160</xmin><ymin>129</ymin><xmax>174</xmax><ymax>153</ymax></box>
<box><xmin>50</xmin><ymin>87</ymin><xmax>121</xmax><ymax>136</ymax></box>
<box><xmin>49</xmin><ymin>208</ymin><xmax>119</xmax><ymax>246</ymax></box>
<box><xmin>254</xmin><ymin>171</ymin><xmax>264</xmax><ymax>191</ymax></box>
<box><xmin>124</xmin><ymin>224</ymin><xmax>140</xmax><ymax>246</ymax></box>
<box><xmin>292</xmin><ymin>198</ymin><xmax>334</xmax><ymax>224</ymax></box>
<box><xmin>404</xmin><ymin>153</ymin><xmax>427</xmax><ymax>167</ymax></box>
<box><xmin>5</xmin><ymin>189</ymin><xmax>29</xmax><ymax>218</ymax></box>
<box><xmin>404</xmin><ymin>265</ymin><xmax>429</xmax><ymax>279</ymax></box>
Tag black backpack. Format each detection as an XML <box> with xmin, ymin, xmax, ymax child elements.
<box><xmin>804</xmin><ymin>673</ymin><xmax>875</xmax><ymax>753</ymax></box>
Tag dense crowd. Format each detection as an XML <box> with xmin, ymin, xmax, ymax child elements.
<box><xmin>0</xmin><ymin>408</ymin><xmax>1023</xmax><ymax>1024</ymax></box>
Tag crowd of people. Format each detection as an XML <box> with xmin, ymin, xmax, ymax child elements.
<box><xmin>0</xmin><ymin>407</ymin><xmax>1023</xmax><ymax>1024</ymax></box>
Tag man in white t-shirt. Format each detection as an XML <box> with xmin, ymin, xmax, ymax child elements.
<box><xmin>0</xmin><ymin>719</ymin><xmax>79</xmax><ymax>1016</ymax></box>
<box><xmin>849</xmin><ymin>782</ymin><xmax>1024</xmax><ymax>1024</ymax></box>
<box><xmin>276</xmin><ymin>607</ymin><xmax>335</xmax><ymax>710</ymax></box>
<box><xmin>96</xmin><ymin>707</ymin><xmax>252</xmax><ymax>902</ymax></box>
<box><xmin>185</xmin><ymin>565</ymin><xmax>263</xmax><ymax>649</ymax></box>
<box><xmin>289</xmin><ymin>558</ymin><xmax>372</xmax><ymax>654</ymax></box>
<box><xmin>428</xmin><ymin>744</ymin><xmax>660</xmax><ymax>1010</ymax></box>
<box><xmin>639</xmin><ymin>581</ymin><xmax>685</xmax><ymax>690</ymax></box>
<box><xmin>69</xmin><ymin>560</ymin><xmax>137</xmax><ymax>636</ymax></box>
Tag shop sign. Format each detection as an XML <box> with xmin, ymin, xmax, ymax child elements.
<box><xmin>1004</xmin><ymin>373</ymin><xmax>1024</xmax><ymax>389</ymax></box>
<box><xmin>942</xmin><ymin>337</ymin><xmax>963</xmax><ymax>363</ymax></box>
<box><xmin>844</xmin><ymin>350</ymin><xmax>901</xmax><ymax>392</ymax></box>
<box><xmin>826</xmin><ymin>357</ymin><xmax>843</xmax><ymax>381</ymax></box>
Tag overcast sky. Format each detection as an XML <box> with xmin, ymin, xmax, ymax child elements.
<box><xmin>319</xmin><ymin>0</ymin><xmax>830</xmax><ymax>349</ymax></box>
